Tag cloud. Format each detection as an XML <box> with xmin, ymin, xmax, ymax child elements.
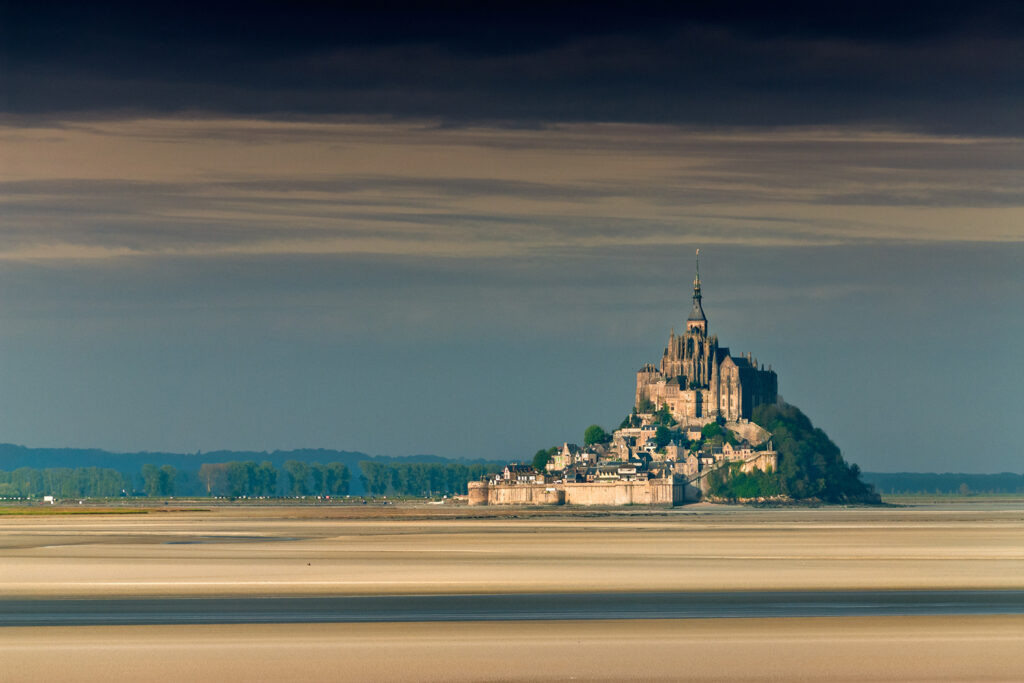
<box><xmin>2</xmin><ymin>4</ymin><xmax>1023</xmax><ymax>133</ymax></box>
<box><xmin>0</xmin><ymin>118</ymin><xmax>1021</xmax><ymax>264</ymax></box>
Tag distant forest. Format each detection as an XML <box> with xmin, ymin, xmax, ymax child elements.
<box><xmin>0</xmin><ymin>442</ymin><xmax>1018</xmax><ymax>500</ymax></box>
<box><xmin>359</xmin><ymin>461</ymin><xmax>501</xmax><ymax>497</ymax></box>
<box><xmin>0</xmin><ymin>444</ymin><xmax>503</xmax><ymax>499</ymax></box>
<box><xmin>860</xmin><ymin>472</ymin><xmax>1024</xmax><ymax>495</ymax></box>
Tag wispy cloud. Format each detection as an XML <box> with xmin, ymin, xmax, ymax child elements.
<box><xmin>1</xmin><ymin>118</ymin><xmax>1021</xmax><ymax>262</ymax></box>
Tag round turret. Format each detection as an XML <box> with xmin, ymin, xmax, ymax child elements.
<box><xmin>467</xmin><ymin>480</ymin><xmax>489</xmax><ymax>506</ymax></box>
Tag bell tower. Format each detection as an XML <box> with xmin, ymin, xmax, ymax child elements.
<box><xmin>679</xmin><ymin>249</ymin><xmax>711</xmax><ymax>388</ymax></box>
<box><xmin>686</xmin><ymin>249</ymin><xmax>706</xmax><ymax>335</ymax></box>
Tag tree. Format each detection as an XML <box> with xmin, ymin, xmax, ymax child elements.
<box><xmin>199</xmin><ymin>463</ymin><xmax>230</xmax><ymax>496</ymax></box>
<box><xmin>256</xmin><ymin>461</ymin><xmax>277</xmax><ymax>496</ymax></box>
<box><xmin>226</xmin><ymin>461</ymin><xmax>257</xmax><ymax>498</ymax></box>
<box><xmin>533</xmin><ymin>448</ymin><xmax>555</xmax><ymax>472</ymax></box>
<box><xmin>359</xmin><ymin>462</ymin><xmax>390</xmax><ymax>496</ymax></box>
<box><xmin>284</xmin><ymin>460</ymin><xmax>310</xmax><ymax>496</ymax></box>
<box><xmin>0</xmin><ymin>466</ymin><xmax>127</xmax><ymax>498</ymax></box>
<box><xmin>310</xmin><ymin>463</ymin><xmax>326</xmax><ymax>495</ymax></box>
<box><xmin>359</xmin><ymin>461</ymin><xmax>501</xmax><ymax>497</ymax></box>
<box><xmin>139</xmin><ymin>464</ymin><xmax>176</xmax><ymax>497</ymax></box>
<box><xmin>700</xmin><ymin>422</ymin><xmax>737</xmax><ymax>445</ymax></box>
<box><xmin>158</xmin><ymin>465</ymin><xmax>177</xmax><ymax>496</ymax></box>
<box><xmin>652</xmin><ymin>425</ymin><xmax>674</xmax><ymax>450</ymax></box>
<box><xmin>141</xmin><ymin>464</ymin><xmax>160</xmax><ymax>497</ymax></box>
<box><xmin>583</xmin><ymin>425</ymin><xmax>611</xmax><ymax>446</ymax></box>
<box><xmin>324</xmin><ymin>463</ymin><xmax>350</xmax><ymax>495</ymax></box>
<box><xmin>652</xmin><ymin>404</ymin><xmax>676</xmax><ymax>427</ymax></box>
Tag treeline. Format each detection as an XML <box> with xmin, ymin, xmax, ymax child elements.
<box><xmin>0</xmin><ymin>459</ymin><xmax>502</xmax><ymax>499</ymax></box>
<box><xmin>194</xmin><ymin>460</ymin><xmax>351</xmax><ymax>497</ymax></box>
<box><xmin>359</xmin><ymin>462</ymin><xmax>502</xmax><ymax>497</ymax></box>
<box><xmin>861</xmin><ymin>472</ymin><xmax>1024</xmax><ymax>495</ymax></box>
<box><xmin>0</xmin><ymin>444</ymin><xmax>508</xmax><ymax>496</ymax></box>
<box><xmin>0</xmin><ymin>467</ymin><xmax>129</xmax><ymax>498</ymax></box>
<box><xmin>709</xmin><ymin>402</ymin><xmax>880</xmax><ymax>504</ymax></box>
<box><xmin>0</xmin><ymin>461</ymin><xmax>351</xmax><ymax>499</ymax></box>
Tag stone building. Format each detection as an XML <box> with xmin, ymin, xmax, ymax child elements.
<box><xmin>470</xmin><ymin>253</ymin><xmax>781</xmax><ymax>507</ymax></box>
<box><xmin>635</xmin><ymin>254</ymin><xmax>777</xmax><ymax>423</ymax></box>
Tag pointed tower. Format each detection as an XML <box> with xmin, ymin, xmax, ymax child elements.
<box><xmin>686</xmin><ymin>249</ymin><xmax>707</xmax><ymax>334</ymax></box>
<box><xmin>679</xmin><ymin>249</ymin><xmax>709</xmax><ymax>390</ymax></box>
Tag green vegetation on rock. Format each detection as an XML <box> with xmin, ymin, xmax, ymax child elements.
<box><xmin>636</xmin><ymin>397</ymin><xmax>655</xmax><ymax>413</ymax></box>
<box><xmin>652</xmin><ymin>425</ymin><xmax>675</xmax><ymax>450</ymax></box>
<box><xmin>651</xmin><ymin>404</ymin><xmax>676</xmax><ymax>427</ymax></box>
<box><xmin>709</xmin><ymin>403</ymin><xmax>879</xmax><ymax>503</ymax></box>
<box><xmin>708</xmin><ymin>465</ymin><xmax>782</xmax><ymax>499</ymax></box>
<box><xmin>583</xmin><ymin>424</ymin><xmax>612</xmax><ymax>446</ymax></box>
<box><xmin>700</xmin><ymin>422</ymin><xmax>738</xmax><ymax>446</ymax></box>
<box><xmin>618</xmin><ymin>410</ymin><xmax>641</xmax><ymax>429</ymax></box>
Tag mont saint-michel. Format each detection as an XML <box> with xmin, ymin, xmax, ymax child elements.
<box><xmin>472</xmin><ymin>254</ymin><xmax>877</xmax><ymax>506</ymax></box>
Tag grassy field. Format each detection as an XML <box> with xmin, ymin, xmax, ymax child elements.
<box><xmin>0</xmin><ymin>506</ymin><xmax>152</xmax><ymax>515</ymax></box>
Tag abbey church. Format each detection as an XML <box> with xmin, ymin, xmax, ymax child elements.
<box><xmin>470</xmin><ymin>253</ymin><xmax>781</xmax><ymax>506</ymax></box>
<box><xmin>636</xmin><ymin>255</ymin><xmax>777</xmax><ymax>423</ymax></box>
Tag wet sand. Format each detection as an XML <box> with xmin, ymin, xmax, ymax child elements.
<box><xmin>1</xmin><ymin>503</ymin><xmax>1022</xmax><ymax>597</ymax></box>
<box><xmin>3</xmin><ymin>616</ymin><xmax>1023</xmax><ymax>682</ymax></box>
<box><xmin>3</xmin><ymin>502</ymin><xmax>1022</xmax><ymax>681</ymax></box>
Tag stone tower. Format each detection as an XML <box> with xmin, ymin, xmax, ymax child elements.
<box><xmin>635</xmin><ymin>250</ymin><xmax>776</xmax><ymax>423</ymax></box>
<box><xmin>659</xmin><ymin>251</ymin><xmax>717</xmax><ymax>391</ymax></box>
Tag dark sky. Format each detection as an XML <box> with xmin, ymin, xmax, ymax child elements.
<box><xmin>4</xmin><ymin>2</ymin><xmax>1024</xmax><ymax>131</ymax></box>
<box><xmin>1</xmin><ymin>2</ymin><xmax>1022</xmax><ymax>471</ymax></box>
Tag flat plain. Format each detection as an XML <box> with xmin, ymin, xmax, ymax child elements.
<box><xmin>2</xmin><ymin>500</ymin><xmax>1023</xmax><ymax>681</ymax></box>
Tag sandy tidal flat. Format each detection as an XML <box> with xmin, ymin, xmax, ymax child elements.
<box><xmin>0</xmin><ymin>503</ymin><xmax>1022</xmax><ymax>597</ymax></box>
<box><xmin>3</xmin><ymin>616</ymin><xmax>1023</xmax><ymax>682</ymax></box>
<box><xmin>2</xmin><ymin>503</ymin><xmax>1023</xmax><ymax>681</ymax></box>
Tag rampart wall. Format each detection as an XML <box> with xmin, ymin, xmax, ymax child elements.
<box><xmin>739</xmin><ymin>452</ymin><xmax>778</xmax><ymax>474</ymax></box>
<box><xmin>470</xmin><ymin>482</ymin><xmax>564</xmax><ymax>505</ymax></box>
<box><xmin>469</xmin><ymin>478</ymin><xmax>684</xmax><ymax>507</ymax></box>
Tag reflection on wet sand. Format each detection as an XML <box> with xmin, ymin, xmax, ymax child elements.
<box><xmin>1</xmin><ymin>502</ymin><xmax>1022</xmax><ymax>681</ymax></box>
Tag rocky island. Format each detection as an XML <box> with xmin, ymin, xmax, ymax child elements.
<box><xmin>472</xmin><ymin>254</ymin><xmax>878</xmax><ymax>506</ymax></box>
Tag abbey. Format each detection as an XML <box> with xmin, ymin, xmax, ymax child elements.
<box><xmin>470</xmin><ymin>253</ymin><xmax>782</xmax><ymax>507</ymax></box>
<box><xmin>636</xmin><ymin>255</ymin><xmax>777</xmax><ymax>424</ymax></box>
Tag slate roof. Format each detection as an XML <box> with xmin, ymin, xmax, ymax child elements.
<box><xmin>687</xmin><ymin>297</ymin><xmax>706</xmax><ymax>322</ymax></box>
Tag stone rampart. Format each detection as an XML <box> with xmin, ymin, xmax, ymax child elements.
<box><xmin>469</xmin><ymin>478</ymin><xmax>684</xmax><ymax>506</ymax></box>
<box><xmin>563</xmin><ymin>479</ymin><xmax>681</xmax><ymax>506</ymax></box>
<box><xmin>739</xmin><ymin>452</ymin><xmax>778</xmax><ymax>474</ymax></box>
<box><xmin>470</xmin><ymin>482</ymin><xmax>564</xmax><ymax>506</ymax></box>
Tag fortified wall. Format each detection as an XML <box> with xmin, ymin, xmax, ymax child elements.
<box><xmin>738</xmin><ymin>451</ymin><xmax>778</xmax><ymax>475</ymax></box>
<box><xmin>469</xmin><ymin>477</ymin><xmax>685</xmax><ymax>507</ymax></box>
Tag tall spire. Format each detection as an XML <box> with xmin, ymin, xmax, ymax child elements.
<box><xmin>693</xmin><ymin>248</ymin><xmax>701</xmax><ymax>300</ymax></box>
<box><xmin>687</xmin><ymin>248</ymin><xmax>706</xmax><ymax>325</ymax></box>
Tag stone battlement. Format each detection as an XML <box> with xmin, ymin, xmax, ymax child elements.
<box><xmin>469</xmin><ymin>477</ymin><xmax>685</xmax><ymax>507</ymax></box>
